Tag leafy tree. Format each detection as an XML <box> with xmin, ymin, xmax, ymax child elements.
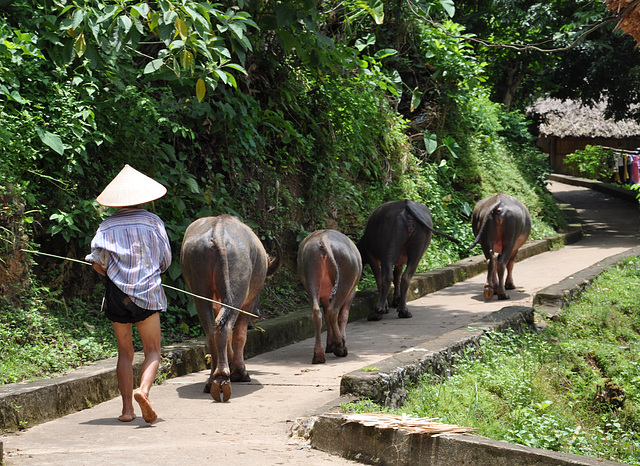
<box><xmin>0</xmin><ymin>0</ymin><xmax>564</xmax><ymax>330</ymax></box>
<box><xmin>452</xmin><ymin>0</ymin><xmax>640</xmax><ymax>122</ymax></box>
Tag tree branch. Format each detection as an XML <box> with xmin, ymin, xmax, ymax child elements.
<box><xmin>406</xmin><ymin>0</ymin><xmax>622</xmax><ymax>53</ymax></box>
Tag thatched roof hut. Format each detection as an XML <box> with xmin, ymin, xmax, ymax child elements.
<box><xmin>528</xmin><ymin>98</ymin><xmax>640</xmax><ymax>175</ymax></box>
<box><xmin>604</xmin><ymin>0</ymin><xmax>640</xmax><ymax>43</ymax></box>
<box><xmin>531</xmin><ymin>98</ymin><xmax>640</xmax><ymax>139</ymax></box>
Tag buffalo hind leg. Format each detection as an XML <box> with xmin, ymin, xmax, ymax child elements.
<box><xmin>505</xmin><ymin>254</ymin><xmax>518</xmax><ymax>290</ymax></box>
<box><xmin>397</xmin><ymin>258</ymin><xmax>422</xmax><ymax>318</ymax></box>
<box><xmin>483</xmin><ymin>256</ymin><xmax>497</xmax><ymax>301</ymax></box>
<box><xmin>334</xmin><ymin>289</ymin><xmax>355</xmax><ymax>358</ymax></box>
<box><xmin>311</xmin><ymin>298</ymin><xmax>326</xmax><ymax>364</ymax></box>
<box><xmin>324</xmin><ymin>304</ymin><xmax>347</xmax><ymax>358</ymax></box>
<box><xmin>391</xmin><ymin>265</ymin><xmax>402</xmax><ymax>308</ymax></box>
<box><xmin>367</xmin><ymin>262</ymin><xmax>387</xmax><ymax>321</ymax></box>
<box><xmin>230</xmin><ymin>313</ymin><xmax>252</xmax><ymax>382</ymax></box>
<box><xmin>496</xmin><ymin>259</ymin><xmax>509</xmax><ymax>300</ymax></box>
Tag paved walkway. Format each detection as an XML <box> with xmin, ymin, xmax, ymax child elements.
<box><xmin>2</xmin><ymin>180</ymin><xmax>639</xmax><ymax>465</ymax></box>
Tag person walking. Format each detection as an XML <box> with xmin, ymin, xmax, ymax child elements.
<box><xmin>85</xmin><ymin>164</ymin><xmax>172</xmax><ymax>424</ymax></box>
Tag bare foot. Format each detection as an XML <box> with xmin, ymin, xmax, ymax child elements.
<box><xmin>118</xmin><ymin>412</ymin><xmax>136</xmax><ymax>422</ymax></box>
<box><xmin>134</xmin><ymin>391</ymin><xmax>158</xmax><ymax>424</ymax></box>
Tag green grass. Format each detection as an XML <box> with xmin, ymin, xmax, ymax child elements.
<box><xmin>343</xmin><ymin>257</ymin><xmax>640</xmax><ymax>465</ymax></box>
<box><xmin>0</xmin><ymin>280</ymin><xmax>203</xmax><ymax>385</ymax></box>
<box><xmin>0</xmin><ymin>285</ymin><xmax>116</xmax><ymax>384</ymax></box>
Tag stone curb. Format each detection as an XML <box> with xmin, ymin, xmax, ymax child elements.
<box><xmin>338</xmin><ymin>306</ymin><xmax>535</xmax><ymax>408</ymax></box>
<box><xmin>308</xmin><ymin>413</ymin><xmax>622</xmax><ymax>466</ymax></box>
<box><xmin>534</xmin><ymin>245</ymin><xmax>640</xmax><ymax>321</ymax></box>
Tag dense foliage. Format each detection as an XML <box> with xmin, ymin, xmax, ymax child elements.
<box><xmin>454</xmin><ymin>0</ymin><xmax>640</xmax><ymax>120</ymax></box>
<box><xmin>345</xmin><ymin>258</ymin><xmax>640</xmax><ymax>464</ymax></box>
<box><xmin>564</xmin><ymin>145</ymin><xmax>615</xmax><ymax>181</ymax></box>
<box><xmin>1</xmin><ymin>0</ymin><xmax>572</xmax><ymax>379</ymax></box>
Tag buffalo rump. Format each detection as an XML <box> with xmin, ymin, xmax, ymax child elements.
<box><xmin>181</xmin><ymin>215</ymin><xmax>281</xmax><ymax>401</ymax></box>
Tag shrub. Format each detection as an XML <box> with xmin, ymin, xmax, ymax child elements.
<box><xmin>564</xmin><ymin>145</ymin><xmax>615</xmax><ymax>181</ymax></box>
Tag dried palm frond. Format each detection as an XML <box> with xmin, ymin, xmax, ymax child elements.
<box><xmin>341</xmin><ymin>413</ymin><xmax>473</xmax><ymax>435</ymax></box>
<box><xmin>604</xmin><ymin>0</ymin><xmax>640</xmax><ymax>43</ymax></box>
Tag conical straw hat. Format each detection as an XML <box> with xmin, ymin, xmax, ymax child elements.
<box><xmin>96</xmin><ymin>164</ymin><xmax>167</xmax><ymax>207</ymax></box>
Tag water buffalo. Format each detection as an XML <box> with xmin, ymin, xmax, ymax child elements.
<box><xmin>298</xmin><ymin>230</ymin><xmax>362</xmax><ymax>364</ymax></box>
<box><xmin>180</xmin><ymin>215</ymin><xmax>281</xmax><ymax>401</ymax></box>
<box><xmin>468</xmin><ymin>193</ymin><xmax>531</xmax><ymax>300</ymax></box>
<box><xmin>357</xmin><ymin>200</ymin><xmax>460</xmax><ymax>321</ymax></box>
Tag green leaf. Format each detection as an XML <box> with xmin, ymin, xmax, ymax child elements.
<box><xmin>175</xmin><ymin>17</ymin><xmax>188</xmax><ymax>40</ymax></box>
<box><xmin>223</xmin><ymin>63</ymin><xmax>248</xmax><ymax>75</ymax></box>
<box><xmin>143</xmin><ymin>58</ymin><xmax>164</xmax><ymax>74</ymax></box>
<box><xmin>36</xmin><ymin>127</ymin><xmax>65</xmax><ymax>155</ymax></box>
<box><xmin>74</xmin><ymin>32</ymin><xmax>86</xmax><ymax>58</ymax></box>
<box><xmin>275</xmin><ymin>3</ymin><xmax>297</xmax><ymax>27</ymax></box>
<box><xmin>410</xmin><ymin>87</ymin><xmax>423</xmax><ymax>112</ymax></box>
<box><xmin>196</xmin><ymin>78</ymin><xmax>206</xmax><ymax>102</ymax></box>
<box><xmin>439</xmin><ymin>0</ymin><xmax>455</xmax><ymax>18</ymax></box>
<box><xmin>357</xmin><ymin>0</ymin><xmax>384</xmax><ymax>24</ymax></box>
<box><xmin>167</xmin><ymin>261</ymin><xmax>182</xmax><ymax>280</ymax></box>
<box><xmin>277</xmin><ymin>30</ymin><xmax>297</xmax><ymax>53</ymax></box>
<box><xmin>215</xmin><ymin>69</ymin><xmax>228</xmax><ymax>84</ymax></box>
<box><xmin>180</xmin><ymin>50</ymin><xmax>194</xmax><ymax>74</ymax></box>
<box><xmin>118</xmin><ymin>15</ymin><xmax>132</xmax><ymax>35</ymax></box>
<box><xmin>355</xmin><ymin>33</ymin><xmax>376</xmax><ymax>52</ymax></box>
<box><xmin>373</xmin><ymin>48</ymin><xmax>397</xmax><ymax>60</ymax></box>
<box><xmin>184</xmin><ymin>177</ymin><xmax>199</xmax><ymax>194</ymax></box>
<box><xmin>424</xmin><ymin>131</ymin><xmax>438</xmax><ymax>155</ymax></box>
<box><xmin>70</xmin><ymin>9</ymin><xmax>84</xmax><ymax>30</ymax></box>
<box><xmin>187</xmin><ymin>299</ymin><xmax>197</xmax><ymax>317</ymax></box>
<box><xmin>0</xmin><ymin>84</ymin><xmax>27</xmax><ymax>104</ymax></box>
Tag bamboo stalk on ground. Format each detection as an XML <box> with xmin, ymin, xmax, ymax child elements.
<box><xmin>341</xmin><ymin>413</ymin><xmax>473</xmax><ymax>435</ymax></box>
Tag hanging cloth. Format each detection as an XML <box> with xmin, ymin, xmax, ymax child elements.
<box><xmin>624</xmin><ymin>154</ymin><xmax>630</xmax><ymax>182</ymax></box>
<box><xmin>632</xmin><ymin>154</ymin><xmax>640</xmax><ymax>184</ymax></box>
<box><xmin>615</xmin><ymin>152</ymin><xmax>624</xmax><ymax>183</ymax></box>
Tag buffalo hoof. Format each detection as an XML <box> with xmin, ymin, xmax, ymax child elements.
<box><xmin>483</xmin><ymin>286</ymin><xmax>494</xmax><ymax>301</ymax></box>
<box><xmin>398</xmin><ymin>308</ymin><xmax>412</xmax><ymax>319</ymax></box>
<box><xmin>498</xmin><ymin>293</ymin><xmax>509</xmax><ymax>300</ymax></box>
<box><xmin>312</xmin><ymin>352</ymin><xmax>326</xmax><ymax>364</ymax></box>
<box><xmin>203</xmin><ymin>382</ymin><xmax>211</xmax><ymax>394</ymax></box>
<box><xmin>230</xmin><ymin>369</ymin><xmax>251</xmax><ymax>383</ymax></box>
<box><xmin>505</xmin><ymin>282</ymin><xmax>516</xmax><ymax>290</ymax></box>
<box><xmin>367</xmin><ymin>311</ymin><xmax>384</xmax><ymax>321</ymax></box>
<box><xmin>332</xmin><ymin>340</ymin><xmax>348</xmax><ymax>357</ymax></box>
<box><xmin>334</xmin><ymin>345</ymin><xmax>348</xmax><ymax>357</ymax></box>
<box><xmin>211</xmin><ymin>379</ymin><xmax>232</xmax><ymax>402</ymax></box>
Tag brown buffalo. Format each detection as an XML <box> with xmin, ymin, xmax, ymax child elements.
<box><xmin>357</xmin><ymin>200</ymin><xmax>460</xmax><ymax>321</ymax></box>
<box><xmin>180</xmin><ymin>215</ymin><xmax>281</xmax><ymax>401</ymax></box>
<box><xmin>468</xmin><ymin>193</ymin><xmax>531</xmax><ymax>300</ymax></box>
<box><xmin>298</xmin><ymin>230</ymin><xmax>362</xmax><ymax>364</ymax></box>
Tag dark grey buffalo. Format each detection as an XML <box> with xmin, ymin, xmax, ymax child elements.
<box><xmin>298</xmin><ymin>230</ymin><xmax>362</xmax><ymax>364</ymax></box>
<box><xmin>180</xmin><ymin>215</ymin><xmax>281</xmax><ymax>401</ymax></box>
<box><xmin>357</xmin><ymin>200</ymin><xmax>460</xmax><ymax>321</ymax></box>
<box><xmin>468</xmin><ymin>193</ymin><xmax>531</xmax><ymax>300</ymax></box>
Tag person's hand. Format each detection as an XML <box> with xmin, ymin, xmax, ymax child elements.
<box><xmin>91</xmin><ymin>262</ymin><xmax>107</xmax><ymax>276</ymax></box>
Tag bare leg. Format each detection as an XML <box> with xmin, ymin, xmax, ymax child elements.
<box><xmin>133</xmin><ymin>312</ymin><xmax>161</xmax><ymax>423</ymax></box>
<box><xmin>112</xmin><ymin>322</ymin><xmax>136</xmax><ymax>422</ymax></box>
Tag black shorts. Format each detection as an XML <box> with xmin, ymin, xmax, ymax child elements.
<box><xmin>104</xmin><ymin>277</ymin><xmax>160</xmax><ymax>324</ymax></box>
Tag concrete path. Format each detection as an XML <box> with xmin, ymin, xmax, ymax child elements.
<box><xmin>2</xmin><ymin>179</ymin><xmax>640</xmax><ymax>465</ymax></box>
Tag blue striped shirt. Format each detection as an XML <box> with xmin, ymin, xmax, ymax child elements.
<box><xmin>85</xmin><ymin>208</ymin><xmax>172</xmax><ymax>311</ymax></box>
